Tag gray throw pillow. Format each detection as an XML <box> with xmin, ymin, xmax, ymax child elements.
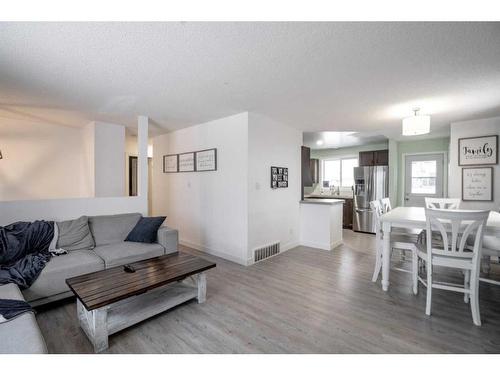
<box><xmin>56</xmin><ymin>216</ymin><xmax>95</xmax><ymax>251</ymax></box>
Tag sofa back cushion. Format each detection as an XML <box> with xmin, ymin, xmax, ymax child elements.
<box><xmin>88</xmin><ymin>213</ymin><xmax>142</xmax><ymax>246</ymax></box>
<box><xmin>56</xmin><ymin>215</ymin><xmax>95</xmax><ymax>251</ymax></box>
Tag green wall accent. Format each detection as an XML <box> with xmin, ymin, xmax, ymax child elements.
<box><xmin>396</xmin><ymin>137</ymin><xmax>450</xmax><ymax>206</ymax></box>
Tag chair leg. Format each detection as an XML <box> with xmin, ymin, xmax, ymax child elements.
<box><xmin>372</xmin><ymin>247</ymin><xmax>382</xmax><ymax>282</ymax></box>
<box><xmin>412</xmin><ymin>250</ymin><xmax>418</xmax><ymax>295</ymax></box>
<box><xmin>470</xmin><ymin>275</ymin><xmax>481</xmax><ymax>326</ymax></box>
<box><xmin>464</xmin><ymin>270</ymin><xmax>470</xmax><ymax>303</ymax></box>
<box><xmin>425</xmin><ymin>265</ymin><xmax>432</xmax><ymax>316</ymax></box>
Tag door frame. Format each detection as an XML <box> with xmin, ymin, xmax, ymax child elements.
<box><xmin>400</xmin><ymin>151</ymin><xmax>448</xmax><ymax>207</ymax></box>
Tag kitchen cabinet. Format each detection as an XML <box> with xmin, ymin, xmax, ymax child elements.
<box><xmin>342</xmin><ymin>198</ymin><xmax>353</xmax><ymax>229</ymax></box>
<box><xmin>301</xmin><ymin>146</ymin><xmax>312</xmax><ymax>199</ymax></box>
<box><xmin>310</xmin><ymin>158</ymin><xmax>319</xmax><ymax>184</ymax></box>
<box><xmin>358</xmin><ymin>150</ymin><xmax>389</xmax><ymax>166</ymax></box>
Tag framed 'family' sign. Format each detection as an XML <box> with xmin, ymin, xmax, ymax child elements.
<box><xmin>458</xmin><ymin>135</ymin><xmax>498</xmax><ymax>166</ymax></box>
<box><xmin>462</xmin><ymin>167</ymin><xmax>493</xmax><ymax>201</ymax></box>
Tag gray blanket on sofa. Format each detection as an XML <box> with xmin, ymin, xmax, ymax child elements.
<box><xmin>0</xmin><ymin>299</ymin><xmax>34</xmax><ymax>323</ymax></box>
<box><xmin>0</xmin><ymin>221</ymin><xmax>54</xmax><ymax>289</ymax></box>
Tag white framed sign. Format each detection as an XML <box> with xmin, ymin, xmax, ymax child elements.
<box><xmin>178</xmin><ymin>152</ymin><xmax>195</xmax><ymax>172</ymax></box>
<box><xmin>163</xmin><ymin>154</ymin><xmax>178</xmax><ymax>173</ymax></box>
<box><xmin>458</xmin><ymin>135</ymin><xmax>498</xmax><ymax>166</ymax></box>
<box><xmin>195</xmin><ymin>148</ymin><xmax>217</xmax><ymax>171</ymax></box>
<box><xmin>462</xmin><ymin>167</ymin><xmax>493</xmax><ymax>201</ymax></box>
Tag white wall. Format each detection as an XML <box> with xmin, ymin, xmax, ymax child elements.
<box><xmin>247</xmin><ymin>113</ymin><xmax>301</xmax><ymax>264</ymax></box>
<box><xmin>93</xmin><ymin>121</ymin><xmax>126</xmax><ymax>197</ymax></box>
<box><xmin>0</xmin><ymin>118</ymin><xmax>94</xmax><ymax>201</ymax></box>
<box><xmin>0</xmin><ymin>118</ymin><xmax>149</xmax><ymax>225</ymax></box>
<box><xmin>449</xmin><ymin>116</ymin><xmax>500</xmax><ymax>210</ymax></box>
<box><xmin>152</xmin><ymin>113</ymin><xmax>249</xmax><ymax>265</ymax></box>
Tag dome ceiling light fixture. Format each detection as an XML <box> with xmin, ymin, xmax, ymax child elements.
<box><xmin>402</xmin><ymin>108</ymin><xmax>430</xmax><ymax>136</ymax></box>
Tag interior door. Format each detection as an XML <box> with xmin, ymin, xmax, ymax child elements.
<box><xmin>404</xmin><ymin>153</ymin><xmax>444</xmax><ymax>207</ymax></box>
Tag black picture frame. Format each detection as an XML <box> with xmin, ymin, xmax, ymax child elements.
<box><xmin>462</xmin><ymin>167</ymin><xmax>494</xmax><ymax>201</ymax></box>
<box><xmin>195</xmin><ymin>148</ymin><xmax>217</xmax><ymax>172</ymax></box>
<box><xmin>163</xmin><ymin>154</ymin><xmax>179</xmax><ymax>173</ymax></box>
<box><xmin>270</xmin><ymin>166</ymin><xmax>288</xmax><ymax>189</ymax></box>
<box><xmin>178</xmin><ymin>152</ymin><xmax>196</xmax><ymax>172</ymax></box>
<box><xmin>458</xmin><ymin>135</ymin><xmax>498</xmax><ymax>166</ymax></box>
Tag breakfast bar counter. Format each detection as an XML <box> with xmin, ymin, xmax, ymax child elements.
<box><xmin>299</xmin><ymin>198</ymin><xmax>344</xmax><ymax>250</ymax></box>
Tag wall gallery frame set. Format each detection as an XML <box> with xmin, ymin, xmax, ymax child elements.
<box><xmin>163</xmin><ymin>148</ymin><xmax>217</xmax><ymax>173</ymax></box>
<box><xmin>458</xmin><ymin>135</ymin><xmax>497</xmax><ymax>201</ymax></box>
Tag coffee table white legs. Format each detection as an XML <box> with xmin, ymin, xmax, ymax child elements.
<box><xmin>197</xmin><ymin>273</ymin><xmax>207</xmax><ymax>303</ymax></box>
<box><xmin>77</xmin><ymin>299</ymin><xmax>109</xmax><ymax>353</ymax></box>
<box><xmin>381</xmin><ymin>222</ymin><xmax>392</xmax><ymax>291</ymax></box>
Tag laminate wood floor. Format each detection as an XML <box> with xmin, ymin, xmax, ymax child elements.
<box><xmin>35</xmin><ymin>230</ymin><xmax>500</xmax><ymax>353</ymax></box>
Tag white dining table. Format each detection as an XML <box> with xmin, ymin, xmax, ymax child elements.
<box><xmin>379</xmin><ymin>206</ymin><xmax>500</xmax><ymax>291</ymax></box>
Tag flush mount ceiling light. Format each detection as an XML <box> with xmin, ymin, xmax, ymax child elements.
<box><xmin>316</xmin><ymin>140</ymin><xmax>324</xmax><ymax>146</ymax></box>
<box><xmin>402</xmin><ymin>108</ymin><xmax>430</xmax><ymax>136</ymax></box>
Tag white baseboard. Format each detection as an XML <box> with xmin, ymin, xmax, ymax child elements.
<box><xmin>179</xmin><ymin>239</ymin><xmax>247</xmax><ymax>266</ymax></box>
<box><xmin>300</xmin><ymin>239</ymin><xmax>343</xmax><ymax>251</ymax></box>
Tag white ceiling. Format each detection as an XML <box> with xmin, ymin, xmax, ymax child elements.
<box><xmin>1</xmin><ymin>22</ymin><xmax>500</xmax><ymax>138</ymax></box>
<box><xmin>303</xmin><ymin>131</ymin><xmax>387</xmax><ymax>149</ymax></box>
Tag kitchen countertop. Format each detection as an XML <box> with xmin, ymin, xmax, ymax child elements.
<box><xmin>305</xmin><ymin>194</ymin><xmax>353</xmax><ymax>200</ymax></box>
<box><xmin>300</xmin><ymin>198</ymin><xmax>345</xmax><ymax>205</ymax></box>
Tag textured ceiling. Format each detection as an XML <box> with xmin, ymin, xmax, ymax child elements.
<box><xmin>1</xmin><ymin>22</ymin><xmax>500</xmax><ymax>138</ymax></box>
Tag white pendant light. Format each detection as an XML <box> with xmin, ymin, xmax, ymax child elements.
<box><xmin>402</xmin><ymin>108</ymin><xmax>430</xmax><ymax>136</ymax></box>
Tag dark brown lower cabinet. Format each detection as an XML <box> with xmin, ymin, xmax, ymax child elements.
<box><xmin>343</xmin><ymin>198</ymin><xmax>353</xmax><ymax>229</ymax></box>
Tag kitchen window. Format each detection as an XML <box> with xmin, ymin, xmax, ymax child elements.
<box><xmin>322</xmin><ymin>157</ymin><xmax>359</xmax><ymax>187</ymax></box>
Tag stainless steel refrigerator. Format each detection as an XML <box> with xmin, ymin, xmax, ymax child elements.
<box><xmin>353</xmin><ymin>166</ymin><xmax>389</xmax><ymax>234</ymax></box>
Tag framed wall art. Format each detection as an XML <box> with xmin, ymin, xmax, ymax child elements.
<box><xmin>163</xmin><ymin>154</ymin><xmax>178</xmax><ymax>173</ymax></box>
<box><xmin>178</xmin><ymin>152</ymin><xmax>195</xmax><ymax>172</ymax></box>
<box><xmin>271</xmin><ymin>166</ymin><xmax>288</xmax><ymax>189</ymax></box>
<box><xmin>195</xmin><ymin>148</ymin><xmax>217</xmax><ymax>171</ymax></box>
<box><xmin>458</xmin><ymin>135</ymin><xmax>498</xmax><ymax>166</ymax></box>
<box><xmin>462</xmin><ymin>167</ymin><xmax>493</xmax><ymax>201</ymax></box>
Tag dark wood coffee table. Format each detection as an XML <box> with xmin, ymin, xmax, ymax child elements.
<box><xmin>66</xmin><ymin>252</ymin><xmax>216</xmax><ymax>353</ymax></box>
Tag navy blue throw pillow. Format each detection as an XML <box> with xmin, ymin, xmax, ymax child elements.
<box><xmin>125</xmin><ymin>216</ymin><xmax>166</xmax><ymax>244</ymax></box>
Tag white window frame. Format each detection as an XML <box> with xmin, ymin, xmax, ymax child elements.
<box><xmin>321</xmin><ymin>155</ymin><xmax>359</xmax><ymax>187</ymax></box>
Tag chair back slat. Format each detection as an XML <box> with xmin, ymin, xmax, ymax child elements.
<box><xmin>425</xmin><ymin>197</ymin><xmax>461</xmax><ymax>210</ymax></box>
<box><xmin>380</xmin><ymin>198</ymin><xmax>392</xmax><ymax>213</ymax></box>
<box><xmin>425</xmin><ymin>208</ymin><xmax>489</xmax><ymax>259</ymax></box>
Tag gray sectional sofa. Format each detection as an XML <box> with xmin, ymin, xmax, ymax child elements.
<box><xmin>0</xmin><ymin>212</ymin><xmax>178</xmax><ymax>354</ymax></box>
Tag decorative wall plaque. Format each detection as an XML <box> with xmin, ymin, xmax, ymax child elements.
<box><xmin>271</xmin><ymin>166</ymin><xmax>288</xmax><ymax>189</ymax></box>
<box><xmin>462</xmin><ymin>167</ymin><xmax>493</xmax><ymax>201</ymax></box>
<box><xmin>458</xmin><ymin>135</ymin><xmax>498</xmax><ymax>166</ymax></box>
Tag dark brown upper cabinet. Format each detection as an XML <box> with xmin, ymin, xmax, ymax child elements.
<box><xmin>301</xmin><ymin>146</ymin><xmax>313</xmax><ymax>187</ymax></box>
<box><xmin>310</xmin><ymin>158</ymin><xmax>319</xmax><ymax>184</ymax></box>
<box><xmin>358</xmin><ymin>150</ymin><xmax>389</xmax><ymax>166</ymax></box>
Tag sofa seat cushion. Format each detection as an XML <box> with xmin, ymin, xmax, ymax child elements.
<box><xmin>23</xmin><ymin>250</ymin><xmax>104</xmax><ymax>303</ymax></box>
<box><xmin>88</xmin><ymin>213</ymin><xmax>142</xmax><ymax>246</ymax></box>
<box><xmin>0</xmin><ymin>283</ymin><xmax>47</xmax><ymax>353</ymax></box>
<box><xmin>93</xmin><ymin>242</ymin><xmax>165</xmax><ymax>268</ymax></box>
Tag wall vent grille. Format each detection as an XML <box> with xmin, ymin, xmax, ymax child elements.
<box><xmin>254</xmin><ymin>242</ymin><xmax>280</xmax><ymax>263</ymax></box>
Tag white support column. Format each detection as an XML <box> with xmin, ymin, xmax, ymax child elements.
<box><xmin>137</xmin><ymin>116</ymin><xmax>149</xmax><ymax>214</ymax></box>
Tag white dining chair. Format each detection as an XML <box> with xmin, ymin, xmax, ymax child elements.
<box><xmin>471</xmin><ymin>207</ymin><xmax>500</xmax><ymax>284</ymax></box>
<box><xmin>424</xmin><ymin>197</ymin><xmax>461</xmax><ymax>210</ymax></box>
<box><xmin>371</xmin><ymin>200</ymin><xmax>419</xmax><ymax>294</ymax></box>
<box><xmin>416</xmin><ymin>208</ymin><xmax>490</xmax><ymax>326</ymax></box>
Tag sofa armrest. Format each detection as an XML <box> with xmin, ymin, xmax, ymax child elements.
<box><xmin>157</xmin><ymin>226</ymin><xmax>178</xmax><ymax>254</ymax></box>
